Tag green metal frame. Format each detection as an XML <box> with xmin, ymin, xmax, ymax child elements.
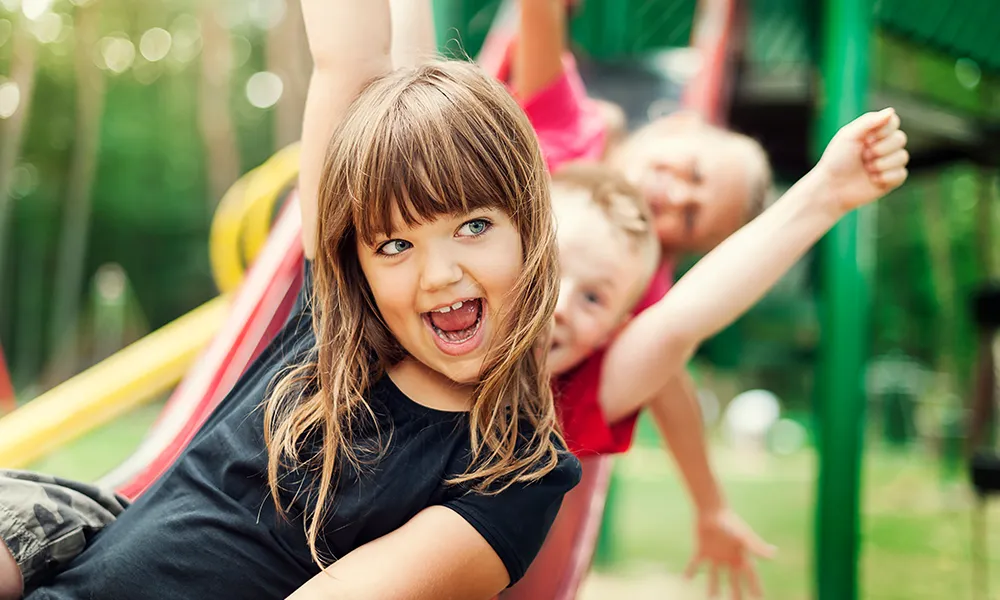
<box><xmin>813</xmin><ymin>1</ymin><xmax>872</xmax><ymax>599</ymax></box>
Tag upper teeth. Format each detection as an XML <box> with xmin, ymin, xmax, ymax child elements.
<box><xmin>434</xmin><ymin>301</ymin><xmax>467</xmax><ymax>314</ymax></box>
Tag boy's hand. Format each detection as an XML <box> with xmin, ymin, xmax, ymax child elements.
<box><xmin>684</xmin><ymin>508</ymin><xmax>776</xmax><ymax>599</ymax></box>
<box><xmin>815</xmin><ymin>107</ymin><xmax>909</xmax><ymax>214</ymax></box>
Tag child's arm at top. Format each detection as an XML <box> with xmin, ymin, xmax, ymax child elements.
<box><xmin>390</xmin><ymin>0</ymin><xmax>436</xmax><ymax>69</ymax></box>
<box><xmin>513</xmin><ymin>0</ymin><xmax>567</xmax><ymax>99</ymax></box>
<box><xmin>298</xmin><ymin>0</ymin><xmax>393</xmax><ymax>259</ymax></box>
<box><xmin>599</xmin><ymin>108</ymin><xmax>909</xmax><ymax>410</ymax></box>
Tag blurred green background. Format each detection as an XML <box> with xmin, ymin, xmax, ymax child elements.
<box><xmin>2</xmin><ymin>0</ymin><xmax>1000</xmax><ymax>599</ymax></box>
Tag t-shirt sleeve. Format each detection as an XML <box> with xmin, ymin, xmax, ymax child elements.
<box><xmin>521</xmin><ymin>56</ymin><xmax>607</xmax><ymax>171</ymax></box>
<box><xmin>442</xmin><ymin>450</ymin><xmax>582</xmax><ymax>586</ymax></box>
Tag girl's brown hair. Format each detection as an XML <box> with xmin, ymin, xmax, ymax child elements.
<box><xmin>263</xmin><ymin>60</ymin><xmax>561</xmax><ymax>565</ymax></box>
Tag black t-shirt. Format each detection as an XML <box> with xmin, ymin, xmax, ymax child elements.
<box><xmin>28</xmin><ymin>263</ymin><xmax>581</xmax><ymax>599</ymax></box>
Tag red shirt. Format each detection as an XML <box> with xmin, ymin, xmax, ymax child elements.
<box><xmin>552</xmin><ymin>263</ymin><xmax>673</xmax><ymax>457</ymax></box>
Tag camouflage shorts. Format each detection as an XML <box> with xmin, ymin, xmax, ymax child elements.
<box><xmin>0</xmin><ymin>470</ymin><xmax>129</xmax><ymax>589</ymax></box>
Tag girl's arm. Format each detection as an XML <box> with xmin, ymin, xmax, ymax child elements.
<box><xmin>390</xmin><ymin>0</ymin><xmax>436</xmax><ymax>69</ymax></box>
<box><xmin>599</xmin><ymin>108</ymin><xmax>909</xmax><ymax>410</ymax></box>
<box><xmin>285</xmin><ymin>506</ymin><xmax>509</xmax><ymax>600</ymax></box>
<box><xmin>298</xmin><ymin>0</ymin><xmax>393</xmax><ymax>259</ymax></box>
<box><xmin>513</xmin><ymin>0</ymin><xmax>567</xmax><ymax>99</ymax></box>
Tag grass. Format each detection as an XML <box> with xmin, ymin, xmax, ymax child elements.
<box><xmin>26</xmin><ymin>405</ymin><xmax>998</xmax><ymax>600</ymax></box>
<box><xmin>583</xmin><ymin>420</ymin><xmax>1000</xmax><ymax>600</ymax></box>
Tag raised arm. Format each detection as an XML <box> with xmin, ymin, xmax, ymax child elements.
<box><xmin>299</xmin><ymin>0</ymin><xmax>393</xmax><ymax>259</ymax></box>
<box><xmin>390</xmin><ymin>0</ymin><xmax>436</xmax><ymax>69</ymax></box>
<box><xmin>513</xmin><ymin>0</ymin><xmax>567</xmax><ymax>99</ymax></box>
<box><xmin>599</xmin><ymin>108</ymin><xmax>909</xmax><ymax>409</ymax></box>
<box><xmin>285</xmin><ymin>506</ymin><xmax>509</xmax><ymax>600</ymax></box>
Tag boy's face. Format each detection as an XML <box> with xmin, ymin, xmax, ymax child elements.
<box><xmin>548</xmin><ymin>187</ymin><xmax>652</xmax><ymax>376</ymax></box>
<box><xmin>613</xmin><ymin>113</ymin><xmax>760</xmax><ymax>254</ymax></box>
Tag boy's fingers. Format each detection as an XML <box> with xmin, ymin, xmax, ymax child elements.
<box><xmin>747</xmin><ymin>535</ymin><xmax>778</xmax><ymax>559</ymax></box>
<box><xmin>868</xmin><ymin>129</ymin><xmax>907</xmax><ymax>157</ymax></box>
<box><xmin>729</xmin><ymin>570</ymin><xmax>744</xmax><ymax>600</ymax></box>
<box><xmin>684</xmin><ymin>555</ymin><xmax>702</xmax><ymax>579</ymax></box>
<box><xmin>709</xmin><ymin>564</ymin><xmax>721</xmax><ymax>598</ymax></box>
<box><xmin>852</xmin><ymin>107</ymin><xmax>895</xmax><ymax>140</ymax></box>
<box><xmin>869</xmin><ymin>149</ymin><xmax>909</xmax><ymax>173</ymax></box>
<box><xmin>878</xmin><ymin>167</ymin><xmax>908</xmax><ymax>189</ymax></box>
<box><xmin>872</xmin><ymin>110</ymin><xmax>901</xmax><ymax>141</ymax></box>
<box><xmin>744</xmin><ymin>562</ymin><xmax>764</xmax><ymax>598</ymax></box>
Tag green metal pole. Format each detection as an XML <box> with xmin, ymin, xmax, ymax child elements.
<box><xmin>813</xmin><ymin>1</ymin><xmax>872</xmax><ymax>599</ymax></box>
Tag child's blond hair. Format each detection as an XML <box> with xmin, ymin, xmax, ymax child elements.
<box><xmin>551</xmin><ymin>162</ymin><xmax>661</xmax><ymax>305</ymax></box>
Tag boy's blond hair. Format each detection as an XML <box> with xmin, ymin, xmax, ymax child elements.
<box><xmin>551</xmin><ymin>162</ymin><xmax>661</xmax><ymax>305</ymax></box>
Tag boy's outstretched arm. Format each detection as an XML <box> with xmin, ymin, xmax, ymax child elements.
<box><xmin>599</xmin><ymin>108</ymin><xmax>909</xmax><ymax>409</ymax></box>
<box><xmin>649</xmin><ymin>375</ymin><xmax>775</xmax><ymax>600</ymax></box>
<box><xmin>514</xmin><ymin>0</ymin><xmax>567</xmax><ymax>99</ymax></box>
<box><xmin>390</xmin><ymin>0</ymin><xmax>436</xmax><ymax>69</ymax></box>
<box><xmin>299</xmin><ymin>0</ymin><xmax>393</xmax><ymax>259</ymax></box>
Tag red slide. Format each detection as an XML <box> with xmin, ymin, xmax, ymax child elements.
<box><xmin>101</xmin><ymin>196</ymin><xmax>305</xmax><ymax>498</ymax></box>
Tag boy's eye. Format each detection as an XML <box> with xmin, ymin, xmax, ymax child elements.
<box><xmin>377</xmin><ymin>239</ymin><xmax>412</xmax><ymax>256</ymax></box>
<box><xmin>692</xmin><ymin>161</ymin><xmax>703</xmax><ymax>184</ymax></box>
<box><xmin>458</xmin><ymin>218</ymin><xmax>492</xmax><ymax>237</ymax></box>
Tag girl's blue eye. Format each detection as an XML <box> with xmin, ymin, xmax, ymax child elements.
<box><xmin>584</xmin><ymin>291</ymin><xmax>602</xmax><ymax>305</ymax></box>
<box><xmin>458</xmin><ymin>218</ymin><xmax>491</xmax><ymax>237</ymax></box>
<box><xmin>378</xmin><ymin>239</ymin><xmax>412</xmax><ymax>256</ymax></box>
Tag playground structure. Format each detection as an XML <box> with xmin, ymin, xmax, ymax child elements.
<box><xmin>0</xmin><ymin>1</ymin><xmax>998</xmax><ymax>599</ymax></box>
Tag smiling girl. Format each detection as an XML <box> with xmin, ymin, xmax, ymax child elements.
<box><xmin>0</xmin><ymin>1</ymin><xmax>579</xmax><ymax>599</ymax></box>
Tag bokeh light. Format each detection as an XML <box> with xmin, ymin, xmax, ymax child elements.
<box><xmin>170</xmin><ymin>15</ymin><xmax>202</xmax><ymax>64</ymax></box>
<box><xmin>248</xmin><ymin>0</ymin><xmax>286</xmax><ymax>30</ymax></box>
<box><xmin>30</xmin><ymin>10</ymin><xmax>62</xmax><ymax>43</ymax></box>
<box><xmin>232</xmin><ymin>35</ymin><xmax>252</xmax><ymax>68</ymax></box>
<box><xmin>20</xmin><ymin>0</ymin><xmax>50</xmax><ymax>21</ymax></box>
<box><xmin>0</xmin><ymin>19</ymin><xmax>12</xmax><ymax>47</ymax></box>
<box><xmin>245</xmin><ymin>71</ymin><xmax>283</xmax><ymax>109</ymax></box>
<box><xmin>133</xmin><ymin>60</ymin><xmax>162</xmax><ymax>86</ymax></box>
<box><xmin>8</xmin><ymin>163</ymin><xmax>38</xmax><ymax>199</ymax></box>
<box><xmin>0</xmin><ymin>81</ymin><xmax>20</xmax><ymax>119</ymax></box>
<box><xmin>955</xmin><ymin>57</ymin><xmax>982</xmax><ymax>90</ymax></box>
<box><xmin>99</xmin><ymin>35</ymin><xmax>136</xmax><ymax>74</ymax></box>
<box><xmin>0</xmin><ymin>0</ymin><xmax>19</xmax><ymax>13</ymax></box>
<box><xmin>139</xmin><ymin>27</ymin><xmax>172</xmax><ymax>62</ymax></box>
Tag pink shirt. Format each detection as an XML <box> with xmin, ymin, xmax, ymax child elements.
<box><xmin>483</xmin><ymin>34</ymin><xmax>607</xmax><ymax>170</ymax></box>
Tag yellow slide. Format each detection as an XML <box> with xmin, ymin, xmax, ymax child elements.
<box><xmin>0</xmin><ymin>145</ymin><xmax>300</xmax><ymax>468</ymax></box>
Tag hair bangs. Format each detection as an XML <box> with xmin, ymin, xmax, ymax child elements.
<box><xmin>348</xmin><ymin>63</ymin><xmax>536</xmax><ymax>247</ymax></box>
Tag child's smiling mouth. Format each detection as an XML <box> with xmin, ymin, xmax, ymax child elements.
<box><xmin>422</xmin><ymin>298</ymin><xmax>485</xmax><ymax>356</ymax></box>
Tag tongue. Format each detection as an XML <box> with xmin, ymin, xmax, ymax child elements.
<box><xmin>429</xmin><ymin>301</ymin><xmax>479</xmax><ymax>332</ymax></box>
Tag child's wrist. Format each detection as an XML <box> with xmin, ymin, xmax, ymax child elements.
<box><xmin>800</xmin><ymin>167</ymin><xmax>848</xmax><ymax>221</ymax></box>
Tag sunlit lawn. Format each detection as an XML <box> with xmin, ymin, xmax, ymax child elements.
<box><xmin>582</xmin><ymin>420</ymin><xmax>997</xmax><ymax>600</ymax></box>
<box><xmin>28</xmin><ymin>406</ymin><xmax>998</xmax><ymax>600</ymax></box>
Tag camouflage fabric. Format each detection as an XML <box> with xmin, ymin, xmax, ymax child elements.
<box><xmin>0</xmin><ymin>470</ymin><xmax>128</xmax><ymax>589</ymax></box>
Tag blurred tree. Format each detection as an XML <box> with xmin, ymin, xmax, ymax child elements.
<box><xmin>0</xmin><ymin>13</ymin><xmax>38</xmax><ymax>314</ymax></box>
<box><xmin>47</xmin><ymin>0</ymin><xmax>107</xmax><ymax>383</ymax></box>
<box><xmin>199</xmin><ymin>0</ymin><xmax>240</xmax><ymax>206</ymax></box>
<box><xmin>267</xmin><ymin>0</ymin><xmax>309</xmax><ymax>147</ymax></box>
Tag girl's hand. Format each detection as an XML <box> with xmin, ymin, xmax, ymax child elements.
<box><xmin>816</xmin><ymin>107</ymin><xmax>909</xmax><ymax>214</ymax></box>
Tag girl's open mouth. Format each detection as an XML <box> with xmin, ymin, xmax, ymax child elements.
<box><xmin>423</xmin><ymin>298</ymin><xmax>485</xmax><ymax>356</ymax></box>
